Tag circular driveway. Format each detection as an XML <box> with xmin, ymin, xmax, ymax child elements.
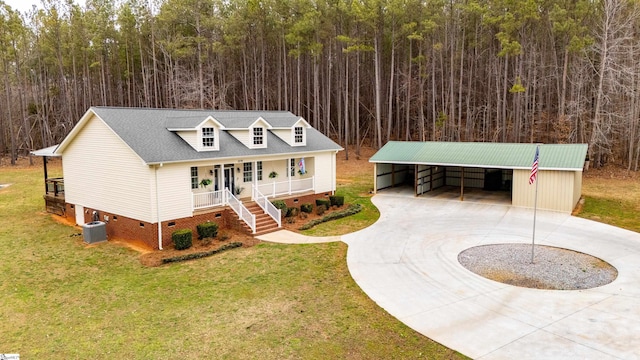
<box><xmin>342</xmin><ymin>194</ymin><xmax>640</xmax><ymax>359</ymax></box>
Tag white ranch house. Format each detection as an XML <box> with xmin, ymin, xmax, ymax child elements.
<box><xmin>49</xmin><ymin>107</ymin><xmax>342</xmax><ymax>249</ymax></box>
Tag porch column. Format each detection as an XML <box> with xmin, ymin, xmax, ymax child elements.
<box><xmin>288</xmin><ymin>158</ymin><xmax>292</xmax><ymax>195</ymax></box>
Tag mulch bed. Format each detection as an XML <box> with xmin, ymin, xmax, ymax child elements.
<box><xmin>139</xmin><ymin>229</ymin><xmax>259</xmax><ymax>267</ymax></box>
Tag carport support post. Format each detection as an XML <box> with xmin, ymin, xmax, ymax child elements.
<box><xmin>460</xmin><ymin>167</ymin><xmax>464</xmax><ymax>201</ymax></box>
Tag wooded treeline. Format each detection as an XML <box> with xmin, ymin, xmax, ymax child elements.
<box><xmin>1</xmin><ymin>0</ymin><xmax>640</xmax><ymax>169</ymax></box>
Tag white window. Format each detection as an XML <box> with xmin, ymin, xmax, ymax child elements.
<box><xmin>202</xmin><ymin>127</ymin><xmax>215</xmax><ymax>147</ymax></box>
<box><xmin>243</xmin><ymin>163</ymin><xmax>252</xmax><ymax>182</ymax></box>
<box><xmin>253</xmin><ymin>127</ymin><xmax>264</xmax><ymax>146</ymax></box>
<box><xmin>190</xmin><ymin>167</ymin><xmax>198</xmax><ymax>189</ymax></box>
<box><xmin>257</xmin><ymin>161</ymin><xmax>263</xmax><ymax>181</ymax></box>
<box><xmin>288</xmin><ymin>158</ymin><xmax>295</xmax><ymax>177</ymax></box>
<box><xmin>294</xmin><ymin>126</ymin><xmax>304</xmax><ymax>144</ymax></box>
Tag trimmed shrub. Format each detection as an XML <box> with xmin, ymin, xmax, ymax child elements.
<box><xmin>316</xmin><ymin>204</ymin><xmax>326</xmax><ymax>216</ymax></box>
<box><xmin>329</xmin><ymin>195</ymin><xmax>345</xmax><ymax>207</ymax></box>
<box><xmin>315</xmin><ymin>198</ymin><xmax>330</xmax><ymax>208</ymax></box>
<box><xmin>300</xmin><ymin>203</ymin><xmax>313</xmax><ymax>213</ymax></box>
<box><xmin>197</xmin><ymin>222</ymin><xmax>219</xmax><ymax>239</ymax></box>
<box><xmin>162</xmin><ymin>242</ymin><xmax>243</xmax><ymax>264</ymax></box>
<box><xmin>286</xmin><ymin>207</ymin><xmax>299</xmax><ymax>217</ymax></box>
<box><xmin>300</xmin><ymin>204</ymin><xmax>362</xmax><ymax>230</ymax></box>
<box><xmin>272</xmin><ymin>200</ymin><xmax>287</xmax><ymax>211</ymax></box>
<box><xmin>172</xmin><ymin>229</ymin><xmax>192</xmax><ymax>250</ymax></box>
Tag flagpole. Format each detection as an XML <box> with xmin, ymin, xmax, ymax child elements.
<box><xmin>531</xmin><ymin>145</ymin><xmax>540</xmax><ymax>264</ymax></box>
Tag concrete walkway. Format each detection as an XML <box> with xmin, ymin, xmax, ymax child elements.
<box><xmin>256</xmin><ymin>229</ymin><xmax>341</xmax><ymax>244</ymax></box>
<box><xmin>343</xmin><ymin>194</ymin><xmax>640</xmax><ymax>359</ymax></box>
<box><xmin>258</xmin><ymin>194</ymin><xmax>640</xmax><ymax>358</ymax></box>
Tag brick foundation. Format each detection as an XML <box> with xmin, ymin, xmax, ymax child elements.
<box><xmin>61</xmin><ymin>191</ymin><xmax>333</xmax><ymax>250</ymax></box>
<box><xmin>63</xmin><ymin>204</ymin><xmax>243</xmax><ymax>250</ymax></box>
<box><xmin>275</xmin><ymin>192</ymin><xmax>333</xmax><ymax>208</ymax></box>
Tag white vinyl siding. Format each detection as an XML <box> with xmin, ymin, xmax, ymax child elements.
<box><xmin>512</xmin><ymin>169</ymin><xmax>577</xmax><ymax>212</ymax></box>
<box><xmin>177</xmin><ymin>130</ymin><xmax>198</xmax><ymax>149</ymax></box>
<box><xmin>62</xmin><ymin>114</ymin><xmax>154</xmax><ymax>222</ymax></box>
<box><xmin>270</xmin><ymin>129</ymin><xmax>293</xmax><ymax>146</ymax></box>
<box><xmin>313</xmin><ymin>152</ymin><xmax>336</xmax><ymax>193</ymax></box>
<box><xmin>155</xmin><ymin>163</ymin><xmax>193</xmax><ymax>221</ymax></box>
<box><xmin>227</xmin><ymin>130</ymin><xmax>250</xmax><ymax>148</ymax></box>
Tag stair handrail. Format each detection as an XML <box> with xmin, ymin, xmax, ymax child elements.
<box><xmin>225</xmin><ymin>188</ymin><xmax>256</xmax><ymax>234</ymax></box>
<box><xmin>252</xmin><ymin>185</ymin><xmax>282</xmax><ymax>228</ymax></box>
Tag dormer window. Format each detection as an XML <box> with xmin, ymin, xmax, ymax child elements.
<box><xmin>202</xmin><ymin>127</ymin><xmax>215</xmax><ymax>147</ymax></box>
<box><xmin>294</xmin><ymin>126</ymin><xmax>304</xmax><ymax>144</ymax></box>
<box><xmin>253</xmin><ymin>127</ymin><xmax>264</xmax><ymax>146</ymax></box>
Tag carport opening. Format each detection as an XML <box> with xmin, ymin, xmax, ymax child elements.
<box><xmin>375</xmin><ymin>163</ymin><xmax>512</xmax><ymax>205</ymax></box>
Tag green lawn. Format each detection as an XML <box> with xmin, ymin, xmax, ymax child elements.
<box><xmin>0</xmin><ymin>165</ymin><xmax>462</xmax><ymax>359</ymax></box>
<box><xmin>578</xmin><ymin>176</ymin><xmax>640</xmax><ymax>233</ymax></box>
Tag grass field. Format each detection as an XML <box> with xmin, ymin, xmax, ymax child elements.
<box><xmin>0</xmin><ymin>157</ymin><xmax>463</xmax><ymax>359</ymax></box>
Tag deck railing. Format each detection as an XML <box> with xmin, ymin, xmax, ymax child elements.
<box><xmin>252</xmin><ymin>185</ymin><xmax>281</xmax><ymax>228</ymax></box>
<box><xmin>257</xmin><ymin>176</ymin><xmax>314</xmax><ymax>198</ymax></box>
<box><xmin>45</xmin><ymin>178</ymin><xmax>64</xmax><ymax>197</ymax></box>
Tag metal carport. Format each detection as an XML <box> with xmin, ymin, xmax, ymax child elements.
<box><xmin>369</xmin><ymin>142</ymin><xmax>588</xmax><ymax>212</ymax></box>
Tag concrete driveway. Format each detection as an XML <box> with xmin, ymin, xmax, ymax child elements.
<box><xmin>342</xmin><ymin>193</ymin><xmax>640</xmax><ymax>359</ymax></box>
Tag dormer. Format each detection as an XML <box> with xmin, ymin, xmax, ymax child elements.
<box><xmin>271</xmin><ymin>117</ymin><xmax>310</xmax><ymax>146</ymax></box>
<box><xmin>226</xmin><ymin>117</ymin><xmax>272</xmax><ymax>149</ymax></box>
<box><xmin>168</xmin><ymin>116</ymin><xmax>224</xmax><ymax>152</ymax></box>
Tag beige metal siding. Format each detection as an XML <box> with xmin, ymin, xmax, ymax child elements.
<box><xmin>512</xmin><ymin>169</ymin><xmax>576</xmax><ymax>212</ymax></box>
<box><xmin>573</xmin><ymin>171</ymin><xmax>583</xmax><ymax>208</ymax></box>
<box><xmin>156</xmin><ymin>163</ymin><xmax>193</xmax><ymax>221</ymax></box>
<box><xmin>62</xmin><ymin>114</ymin><xmax>155</xmax><ymax>222</ymax></box>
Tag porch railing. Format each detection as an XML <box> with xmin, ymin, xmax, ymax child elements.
<box><xmin>252</xmin><ymin>185</ymin><xmax>281</xmax><ymax>228</ymax></box>
<box><xmin>46</xmin><ymin>177</ymin><xmax>64</xmax><ymax>197</ymax></box>
<box><xmin>192</xmin><ymin>189</ymin><xmax>256</xmax><ymax>233</ymax></box>
<box><xmin>225</xmin><ymin>189</ymin><xmax>256</xmax><ymax>234</ymax></box>
<box><xmin>257</xmin><ymin>176</ymin><xmax>315</xmax><ymax>198</ymax></box>
<box><xmin>192</xmin><ymin>189</ymin><xmax>226</xmax><ymax>210</ymax></box>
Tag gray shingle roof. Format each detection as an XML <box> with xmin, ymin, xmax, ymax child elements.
<box><xmin>89</xmin><ymin>107</ymin><xmax>342</xmax><ymax>164</ymax></box>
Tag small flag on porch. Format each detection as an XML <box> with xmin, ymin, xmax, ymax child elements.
<box><xmin>298</xmin><ymin>158</ymin><xmax>306</xmax><ymax>175</ymax></box>
<box><xmin>529</xmin><ymin>146</ymin><xmax>539</xmax><ymax>185</ymax></box>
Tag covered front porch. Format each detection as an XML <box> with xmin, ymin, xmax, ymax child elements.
<box><xmin>189</xmin><ymin>156</ymin><xmax>319</xmax><ymax>234</ymax></box>
<box><xmin>190</xmin><ymin>156</ymin><xmax>316</xmax><ymax>211</ymax></box>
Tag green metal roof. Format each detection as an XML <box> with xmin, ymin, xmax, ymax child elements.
<box><xmin>370</xmin><ymin>141</ymin><xmax>588</xmax><ymax>171</ymax></box>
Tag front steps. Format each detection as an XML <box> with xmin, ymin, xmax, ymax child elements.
<box><xmin>236</xmin><ymin>201</ymin><xmax>280</xmax><ymax>236</ymax></box>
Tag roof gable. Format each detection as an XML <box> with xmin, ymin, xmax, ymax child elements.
<box><xmin>370</xmin><ymin>141</ymin><xmax>588</xmax><ymax>171</ymax></box>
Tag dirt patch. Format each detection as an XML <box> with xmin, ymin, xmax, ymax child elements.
<box><xmin>584</xmin><ymin>164</ymin><xmax>639</xmax><ymax>180</ymax></box>
<box><xmin>336</xmin><ymin>146</ymin><xmax>376</xmax><ymax>183</ymax></box>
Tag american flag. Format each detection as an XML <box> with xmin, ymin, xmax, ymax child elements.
<box><xmin>529</xmin><ymin>146</ymin><xmax>539</xmax><ymax>185</ymax></box>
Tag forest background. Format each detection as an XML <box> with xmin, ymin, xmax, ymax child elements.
<box><xmin>1</xmin><ymin>0</ymin><xmax>639</xmax><ymax>170</ymax></box>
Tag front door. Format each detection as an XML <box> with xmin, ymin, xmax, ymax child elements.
<box><xmin>224</xmin><ymin>166</ymin><xmax>234</xmax><ymax>192</ymax></box>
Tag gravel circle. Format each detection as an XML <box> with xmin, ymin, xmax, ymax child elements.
<box><xmin>458</xmin><ymin>244</ymin><xmax>618</xmax><ymax>290</ymax></box>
